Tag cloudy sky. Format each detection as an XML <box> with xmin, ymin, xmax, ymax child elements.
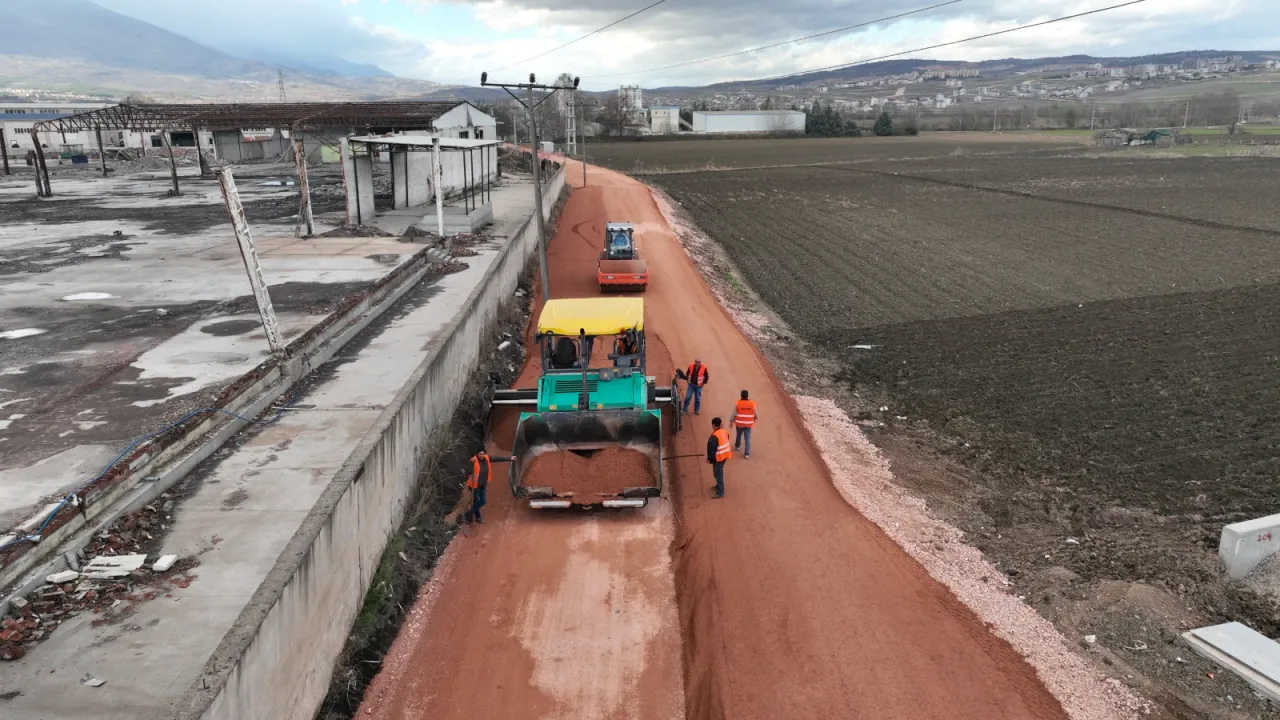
<box><xmin>96</xmin><ymin>0</ymin><xmax>1278</xmax><ymax>89</ymax></box>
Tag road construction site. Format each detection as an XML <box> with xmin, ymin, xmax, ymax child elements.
<box><xmin>0</xmin><ymin>156</ymin><xmax>563</xmax><ymax>717</ymax></box>
<box><xmin>2</xmin><ymin>146</ymin><xmax>1154</xmax><ymax>720</ymax></box>
<box><xmin>352</xmin><ymin>159</ymin><xmax>1145</xmax><ymax>720</ymax></box>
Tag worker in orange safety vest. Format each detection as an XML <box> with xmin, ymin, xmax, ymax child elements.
<box><xmin>464</xmin><ymin>449</ymin><xmax>512</xmax><ymax>524</ymax></box>
<box><xmin>730</xmin><ymin>389</ymin><xmax>758</xmax><ymax>459</ymax></box>
<box><xmin>706</xmin><ymin>417</ymin><xmax>732</xmax><ymax>498</ymax></box>
<box><xmin>682</xmin><ymin>357</ymin><xmax>709</xmax><ymax>415</ymax></box>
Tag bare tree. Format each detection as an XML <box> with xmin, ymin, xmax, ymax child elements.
<box><xmin>596</xmin><ymin>94</ymin><xmax>641</xmax><ymax>138</ymax></box>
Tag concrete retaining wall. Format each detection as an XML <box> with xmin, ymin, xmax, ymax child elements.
<box><xmin>176</xmin><ymin>163</ymin><xmax>566</xmax><ymax>720</ymax></box>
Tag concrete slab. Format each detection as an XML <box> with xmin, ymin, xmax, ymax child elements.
<box><xmin>0</xmin><ymin>172</ymin><xmax>549</xmax><ymax>718</ymax></box>
<box><xmin>1183</xmin><ymin>621</ymin><xmax>1280</xmax><ymax>702</ymax></box>
<box><xmin>1220</xmin><ymin>513</ymin><xmax>1280</xmax><ymax>579</ymax></box>
<box><xmin>0</xmin><ymin>170</ymin><xmax>531</xmax><ymax>539</ymax></box>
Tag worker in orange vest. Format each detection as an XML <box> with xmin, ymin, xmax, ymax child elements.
<box><xmin>464</xmin><ymin>449</ymin><xmax>512</xmax><ymax>524</ymax></box>
<box><xmin>730</xmin><ymin>389</ymin><xmax>758</xmax><ymax>459</ymax></box>
<box><xmin>682</xmin><ymin>357</ymin><xmax>709</xmax><ymax>415</ymax></box>
<box><xmin>706</xmin><ymin>417</ymin><xmax>732</xmax><ymax>498</ymax></box>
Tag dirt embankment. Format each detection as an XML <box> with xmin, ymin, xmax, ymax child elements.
<box><xmin>522</xmin><ymin>447</ymin><xmax>655</xmax><ymax>501</ymax></box>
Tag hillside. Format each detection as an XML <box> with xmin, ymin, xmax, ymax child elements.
<box><xmin>0</xmin><ymin>0</ymin><xmax>264</xmax><ymax>78</ymax></box>
<box><xmin>0</xmin><ymin>0</ymin><xmax>438</xmax><ymax>100</ymax></box>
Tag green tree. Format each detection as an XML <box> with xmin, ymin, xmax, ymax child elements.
<box><xmin>874</xmin><ymin>111</ymin><xmax>894</xmax><ymax>136</ymax></box>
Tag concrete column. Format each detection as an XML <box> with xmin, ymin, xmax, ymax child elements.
<box><xmin>294</xmin><ymin>137</ymin><xmax>314</xmax><ymax>238</ymax></box>
<box><xmin>433</xmin><ymin>138</ymin><xmax>445</xmax><ymax>240</ymax></box>
<box><xmin>218</xmin><ymin>169</ymin><xmax>285</xmax><ymax>356</ymax></box>
<box><xmin>341</xmin><ymin>139</ymin><xmax>375</xmax><ymax>226</ymax></box>
<box><xmin>391</xmin><ymin>150</ymin><xmax>408</xmax><ymax>209</ymax></box>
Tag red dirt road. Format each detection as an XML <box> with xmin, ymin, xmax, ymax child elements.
<box><xmin>357</xmin><ymin>162</ymin><xmax>1068</xmax><ymax>720</ymax></box>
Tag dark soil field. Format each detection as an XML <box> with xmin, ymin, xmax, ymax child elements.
<box><xmin>588</xmin><ymin>133</ymin><xmax>1085</xmax><ymax>174</ymax></box>
<box><xmin>652</xmin><ymin>143</ymin><xmax>1280</xmax><ymax>719</ymax></box>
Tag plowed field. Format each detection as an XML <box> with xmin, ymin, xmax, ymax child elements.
<box><xmin>653</xmin><ymin>149</ymin><xmax>1280</xmax><ymax>719</ymax></box>
<box><xmin>587</xmin><ymin>134</ymin><xmax>1084</xmax><ymax>174</ymax></box>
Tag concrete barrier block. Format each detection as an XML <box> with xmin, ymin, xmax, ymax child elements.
<box><xmin>1220</xmin><ymin>514</ymin><xmax>1280</xmax><ymax>579</ymax></box>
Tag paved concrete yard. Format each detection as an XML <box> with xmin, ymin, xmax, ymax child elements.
<box><xmin>0</xmin><ymin>174</ymin><xmax>538</xmax><ymax>718</ymax></box>
<box><xmin>0</xmin><ymin>167</ymin><xmax>524</xmax><ymax>532</ymax></box>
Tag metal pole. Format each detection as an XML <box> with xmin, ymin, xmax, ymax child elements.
<box><xmin>432</xmin><ymin>137</ymin><xmax>445</xmax><ymax>241</ymax></box>
<box><xmin>1183</xmin><ymin>102</ymin><xmax>1190</xmax><ymax>128</ymax></box>
<box><xmin>95</xmin><ymin>126</ymin><xmax>108</xmax><ymax>177</ymax></box>
<box><xmin>218</xmin><ymin>168</ymin><xmax>285</xmax><ymax>356</ymax></box>
<box><xmin>580</xmin><ymin>101</ymin><xmax>588</xmax><ymax>187</ymax></box>
<box><xmin>527</xmin><ymin>85</ymin><xmax>551</xmax><ymax>299</ymax></box>
<box><xmin>161</xmin><ymin>131</ymin><xmax>180</xmax><ymax>196</ymax></box>
<box><xmin>294</xmin><ymin>136</ymin><xmax>313</xmax><ymax>238</ymax></box>
<box><xmin>0</xmin><ymin>126</ymin><xmax>9</xmax><ymax>176</ymax></box>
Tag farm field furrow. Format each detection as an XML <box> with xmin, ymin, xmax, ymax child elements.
<box><xmin>644</xmin><ymin>138</ymin><xmax>1280</xmax><ymax>719</ymax></box>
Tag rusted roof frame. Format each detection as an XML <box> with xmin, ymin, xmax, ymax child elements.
<box><xmin>34</xmin><ymin>101</ymin><xmax>468</xmax><ymax>134</ymax></box>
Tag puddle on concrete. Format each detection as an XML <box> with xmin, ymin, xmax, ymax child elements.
<box><xmin>200</xmin><ymin>319</ymin><xmax>262</xmax><ymax>337</ymax></box>
<box><xmin>61</xmin><ymin>292</ymin><xmax>117</xmax><ymax>301</ymax></box>
<box><xmin>0</xmin><ymin>329</ymin><xmax>47</xmax><ymax>340</ymax></box>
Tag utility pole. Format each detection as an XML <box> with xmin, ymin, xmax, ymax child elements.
<box><xmin>1089</xmin><ymin>105</ymin><xmax>1097</xmax><ymax>131</ymax></box>
<box><xmin>0</xmin><ymin>126</ymin><xmax>10</xmax><ymax>176</ymax></box>
<box><xmin>573</xmin><ymin>99</ymin><xmax>599</xmax><ymax>187</ymax></box>
<box><xmin>480</xmin><ymin>72</ymin><xmax>580</xmax><ymax>299</ymax></box>
<box><xmin>992</xmin><ymin>105</ymin><xmax>998</xmax><ymax>132</ymax></box>
<box><xmin>565</xmin><ymin>92</ymin><xmax>578</xmax><ymax>158</ymax></box>
<box><xmin>278</xmin><ymin>69</ymin><xmax>287</xmax><ymax>103</ymax></box>
<box><xmin>1183</xmin><ymin>102</ymin><xmax>1190</xmax><ymax>128</ymax></box>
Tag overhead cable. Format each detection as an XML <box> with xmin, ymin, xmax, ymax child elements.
<box><xmin>589</xmin><ymin>0</ymin><xmax>966</xmax><ymax>79</ymax></box>
<box><xmin>492</xmin><ymin>0</ymin><xmax>671</xmax><ymax>72</ymax></box>
<box><xmin>750</xmin><ymin>0</ymin><xmax>1149</xmax><ymax>84</ymax></box>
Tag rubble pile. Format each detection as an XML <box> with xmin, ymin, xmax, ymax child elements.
<box><xmin>0</xmin><ymin>499</ymin><xmax>199</xmax><ymax>661</ymax></box>
<box><xmin>449</xmin><ymin>232</ymin><xmax>488</xmax><ymax>258</ymax></box>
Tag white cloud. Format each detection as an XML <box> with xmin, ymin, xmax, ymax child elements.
<box><xmin>91</xmin><ymin>0</ymin><xmax>1280</xmax><ymax>87</ymax></box>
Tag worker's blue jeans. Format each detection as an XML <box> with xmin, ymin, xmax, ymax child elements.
<box><xmin>735</xmin><ymin>427</ymin><xmax>752</xmax><ymax>456</ymax></box>
<box><xmin>712</xmin><ymin>461</ymin><xmax>725</xmax><ymax>495</ymax></box>
<box><xmin>683</xmin><ymin>384</ymin><xmax>703</xmax><ymax>414</ymax></box>
<box><xmin>471</xmin><ymin>485</ymin><xmax>487</xmax><ymax>522</ymax></box>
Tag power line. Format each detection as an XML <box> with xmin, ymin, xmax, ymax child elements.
<box><xmin>751</xmin><ymin>0</ymin><xmax>1149</xmax><ymax>84</ymax></box>
<box><xmin>492</xmin><ymin>0</ymin><xmax>671</xmax><ymax>72</ymax></box>
<box><xmin>589</xmin><ymin>0</ymin><xmax>966</xmax><ymax>79</ymax></box>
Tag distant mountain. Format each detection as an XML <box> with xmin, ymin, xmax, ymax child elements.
<box><xmin>235</xmin><ymin>50</ymin><xmax>396</xmax><ymax>79</ymax></box>
<box><xmin>421</xmin><ymin>86</ymin><xmax>508</xmax><ymax>102</ymax></box>
<box><xmin>0</xmin><ymin>0</ymin><xmax>266</xmax><ymax>78</ymax></box>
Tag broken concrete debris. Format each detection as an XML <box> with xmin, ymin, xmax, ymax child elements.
<box><xmin>0</xmin><ymin>501</ymin><xmax>199</xmax><ymax>660</ymax></box>
<box><xmin>82</xmin><ymin>674</ymin><xmax>106</xmax><ymax>688</ymax></box>
<box><xmin>45</xmin><ymin>570</ymin><xmax>80</xmax><ymax>584</ymax></box>
<box><xmin>81</xmin><ymin>554</ymin><xmax>147</xmax><ymax>580</ymax></box>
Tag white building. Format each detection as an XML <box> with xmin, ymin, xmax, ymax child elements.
<box><xmin>647</xmin><ymin>106</ymin><xmax>681</xmax><ymax>134</ymax></box>
<box><xmin>690</xmin><ymin>110</ymin><xmax>805</xmax><ymax>134</ymax></box>
<box><xmin>1</xmin><ymin>102</ymin><xmax>113</xmax><ymax>156</ymax></box>
<box><xmin>430</xmin><ymin>102</ymin><xmax>497</xmax><ymax>141</ymax></box>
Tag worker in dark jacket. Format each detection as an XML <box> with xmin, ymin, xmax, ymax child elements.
<box><xmin>706</xmin><ymin>417</ymin><xmax>732</xmax><ymax>498</ymax></box>
<box><xmin>464</xmin><ymin>449</ymin><xmax>512</xmax><ymax>524</ymax></box>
